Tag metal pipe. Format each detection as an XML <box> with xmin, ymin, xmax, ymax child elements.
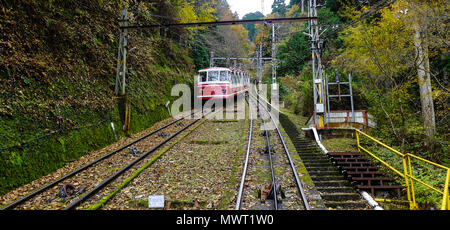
<box><xmin>349</xmin><ymin>73</ymin><xmax>355</xmax><ymax>123</ymax></box>
<box><xmin>355</xmin><ymin>129</ymin><xmax>405</xmax><ymax>157</ymax></box>
<box><xmin>442</xmin><ymin>169</ymin><xmax>450</xmax><ymax>210</ymax></box>
<box><xmin>328</xmin><ymin>94</ymin><xmax>352</xmax><ymax>98</ymax></box>
<box><xmin>360</xmin><ymin>191</ymin><xmax>383</xmax><ymax>210</ymax></box>
<box><xmin>326</xmin><ymin>74</ymin><xmax>330</xmax><ymax>124</ymax></box>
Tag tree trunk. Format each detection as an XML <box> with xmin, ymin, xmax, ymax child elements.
<box><xmin>413</xmin><ymin>22</ymin><xmax>436</xmax><ymax>145</ymax></box>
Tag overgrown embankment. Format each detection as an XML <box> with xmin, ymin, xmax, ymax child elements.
<box><xmin>0</xmin><ymin>1</ymin><xmax>195</xmax><ymax>195</ymax></box>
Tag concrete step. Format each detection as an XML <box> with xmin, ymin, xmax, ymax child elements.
<box><xmin>302</xmin><ymin>162</ymin><xmax>334</xmax><ymax>167</ymax></box>
<box><xmin>314</xmin><ymin>180</ymin><xmax>351</xmax><ymax>188</ymax></box>
<box><xmin>297</xmin><ymin>153</ymin><xmax>327</xmax><ymax>158</ymax></box>
<box><xmin>324</xmin><ymin>200</ymin><xmax>369</xmax><ymax>209</ymax></box>
<box><xmin>316</xmin><ymin>186</ymin><xmax>356</xmax><ymax>194</ymax></box>
<box><xmin>301</xmin><ymin>159</ymin><xmax>332</xmax><ymax>164</ymax></box>
<box><xmin>320</xmin><ymin>193</ymin><xmax>361</xmax><ymax>201</ymax></box>
<box><xmin>308</xmin><ymin>170</ymin><xmax>342</xmax><ymax>176</ymax></box>
<box><xmin>307</xmin><ymin>166</ymin><xmax>342</xmax><ymax>172</ymax></box>
<box><xmin>310</xmin><ymin>175</ymin><xmax>345</xmax><ymax>181</ymax></box>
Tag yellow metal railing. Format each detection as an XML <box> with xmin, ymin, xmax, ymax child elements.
<box><xmin>355</xmin><ymin>129</ymin><xmax>450</xmax><ymax>210</ymax></box>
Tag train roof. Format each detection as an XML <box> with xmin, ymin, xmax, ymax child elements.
<box><xmin>199</xmin><ymin>67</ymin><xmax>248</xmax><ymax>74</ymax></box>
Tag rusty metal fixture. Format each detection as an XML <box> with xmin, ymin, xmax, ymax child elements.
<box><xmin>158</xmin><ymin>132</ymin><xmax>168</xmax><ymax>137</ymax></box>
<box><xmin>262</xmin><ymin>183</ymin><xmax>273</xmax><ymax>200</ymax></box>
<box><xmin>129</xmin><ymin>147</ymin><xmax>140</xmax><ymax>155</ymax></box>
<box><xmin>59</xmin><ymin>184</ymin><xmax>76</xmax><ymax>198</ymax></box>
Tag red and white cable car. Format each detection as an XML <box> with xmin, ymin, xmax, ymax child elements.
<box><xmin>197</xmin><ymin>67</ymin><xmax>250</xmax><ymax>100</ymax></box>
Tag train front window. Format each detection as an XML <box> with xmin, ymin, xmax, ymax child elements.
<box><xmin>208</xmin><ymin>71</ymin><xmax>219</xmax><ymax>81</ymax></box>
<box><xmin>220</xmin><ymin>71</ymin><xmax>228</xmax><ymax>81</ymax></box>
<box><xmin>199</xmin><ymin>72</ymin><xmax>207</xmax><ymax>82</ymax></box>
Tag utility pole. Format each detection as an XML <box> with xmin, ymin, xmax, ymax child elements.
<box><xmin>271</xmin><ymin>24</ymin><xmax>277</xmax><ymax>84</ymax></box>
<box><xmin>114</xmin><ymin>9</ymin><xmax>132</xmax><ymax>132</ymax></box>
<box><xmin>258</xmin><ymin>42</ymin><xmax>263</xmax><ymax>84</ymax></box>
<box><xmin>112</xmin><ymin>11</ymin><xmax>315</xmax><ymax>130</ymax></box>
<box><xmin>115</xmin><ymin>9</ymin><xmax>129</xmax><ymax>96</ymax></box>
<box><xmin>307</xmin><ymin>0</ymin><xmax>327</xmax><ymax>128</ymax></box>
<box><xmin>261</xmin><ymin>0</ymin><xmax>265</xmax><ymax>14</ymax></box>
<box><xmin>210</xmin><ymin>51</ymin><xmax>214</xmax><ymax>67</ymax></box>
<box><xmin>301</xmin><ymin>0</ymin><xmax>305</xmax><ymax>13</ymax></box>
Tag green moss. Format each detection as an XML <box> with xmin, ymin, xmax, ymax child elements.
<box><xmin>294</xmin><ymin>160</ymin><xmax>313</xmax><ymax>185</ymax></box>
<box><xmin>86</xmin><ymin>117</ymin><xmax>208</xmax><ymax>210</ymax></box>
<box><xmin>0</xmin><ymin>0</ymin><xmax>198</xmax><ymax>197</ymax></box>
<box><xmin>321</xmin><ymin>137</ymin><xmax>358</xmax><ymax>152</ymax></box>
<box><xmin>0</xmin><ymin>103</ymin><xmax>172</xmax><ymax>195</ymax></box>
<box><xmin>212</xmin><ymin>120</ymin><xmax>239</xmax><ymax>123</ymax></box>
<box><xmin>188</xmin><ymin>140</ymin><xmax>229</xmax><ymax>145</ymax></box>
<box><xmin>274</xmin><ymin>166</ymin><xmax>285</xmax><ymax>175</ymax></box>
<box><xmin>217</xmin><ymin>106</ymin><xmax>249</xmax><ymax>209</ymax></box>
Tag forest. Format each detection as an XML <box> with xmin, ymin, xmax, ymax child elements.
<box><xmin>0</xmin><ymin>0</ymin><xmax>253</xmax><ymax>195</ymax></box>
<box><xmin>0</xmin><ymin>0</ymin><xmax>448</xmax><ymax>207</ymax></box>
<box><xmin>276</xmin><ymin>0</ymin><xmax>448</xmax><ymax>164</ymax></box>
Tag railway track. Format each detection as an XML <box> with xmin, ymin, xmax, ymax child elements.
<box><xmin>2</xmin><ymin>92</ymin><xmax>399</xmax><ymax>210</ymax></box>
<box><xmin>235</xmin><ymin>93</ymin><xmax>310</xmax><ymax>210</ymax></box>
<box><xmin>1</xmin><ymin>110</ymin><xmax>207</xmax><ymax>210</ymax></box>
<box><xmin>98</xmin><ymin>99</ymin><xmax>246</xmax><ymax>210</ymax></box>
<box><xmin>234</xmin><ymin>98</ymin><xmax>253</xmax><ymax>210</ymax></box>
<box><xmin>260</xmin><ymin>112</ymin><xmax>279</xmax><ymax>210</ymax></box>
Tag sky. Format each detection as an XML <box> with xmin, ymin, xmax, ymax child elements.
<box><xmin>226</xmin><ymin>0</ymin><xmax>291</xmax><ymax>19</ymax></box>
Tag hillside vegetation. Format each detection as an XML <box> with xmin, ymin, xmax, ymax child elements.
<box><xmin>252</xmin><ymin>0</ymin><xmax>449</xmax><ymax>208</ymax></box>
<box><xmin>0</xmin><ymin>0</ymin><xmax>251</xmax><ymax>195</ymax></box>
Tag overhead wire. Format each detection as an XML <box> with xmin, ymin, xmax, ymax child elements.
<box><xmin>127</xmin><ymin>7</ymin><xmax>313</xmax><ymax>69</ymax></box>
<box><xmin>320</xmin><ymin>0</ymin><xmax>398</xmax><ymax>40</ymax></box>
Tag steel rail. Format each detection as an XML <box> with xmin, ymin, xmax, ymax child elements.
<box><xmin>250</xmin><ymin>93</ymin><xmax>311</xmax><ymax>210</ymax></box>
<box><xmin>262</xmin><ymin>110</ymin><xmax>278</xmax><ymax>210</ymax></box>
<box><xmin>121</xmin><ymin>17</ymin><xmax>317</xmax><ymax>30</ymax></box>
<box><xmin>63</xmin><ymin>116</ymin><xmax>203</xmax><ymax>210</ymax></box>
<box><xmin>64</xmin><ymin>109</ymin><xmax>216</xmax><ymax>210</ymax></box>
<box><xmin>1</xmin><ymin>110</ymin><xmax>197</xmax><ymax>210</ymax></box>
<box><xmin>235</xmin><ymin>98</ymin><xmax>253</xmax><ymax>210</ymax></box>
<box><xmin>247</xmin><ymin>94</ymin><xmax>278</xmax><ymax>210</ymax></box>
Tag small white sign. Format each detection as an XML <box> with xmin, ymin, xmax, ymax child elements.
<box><xmin>316</xmin><ymin>103</ymin><xmax>324</xmax><ymax>113</ymax></box>
<box><xmin>148</xmin><ymin>195</ymin><xmax>165</xmax><ymax>209</ymax></box>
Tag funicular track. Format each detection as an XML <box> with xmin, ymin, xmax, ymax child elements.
<box><xmin>1</xmin><ymin>110</ymin><xmax>209</xmax><ymax>210</ymax></box>
<box><xmin>95</xmin><ymin>100</ymin><xmax>246</xmax><ymax>210</ymax></box>
<box><xmin>235</xmin><ymin>93</ymin><xmax>309</xmax><ymax>210</ymax></box>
